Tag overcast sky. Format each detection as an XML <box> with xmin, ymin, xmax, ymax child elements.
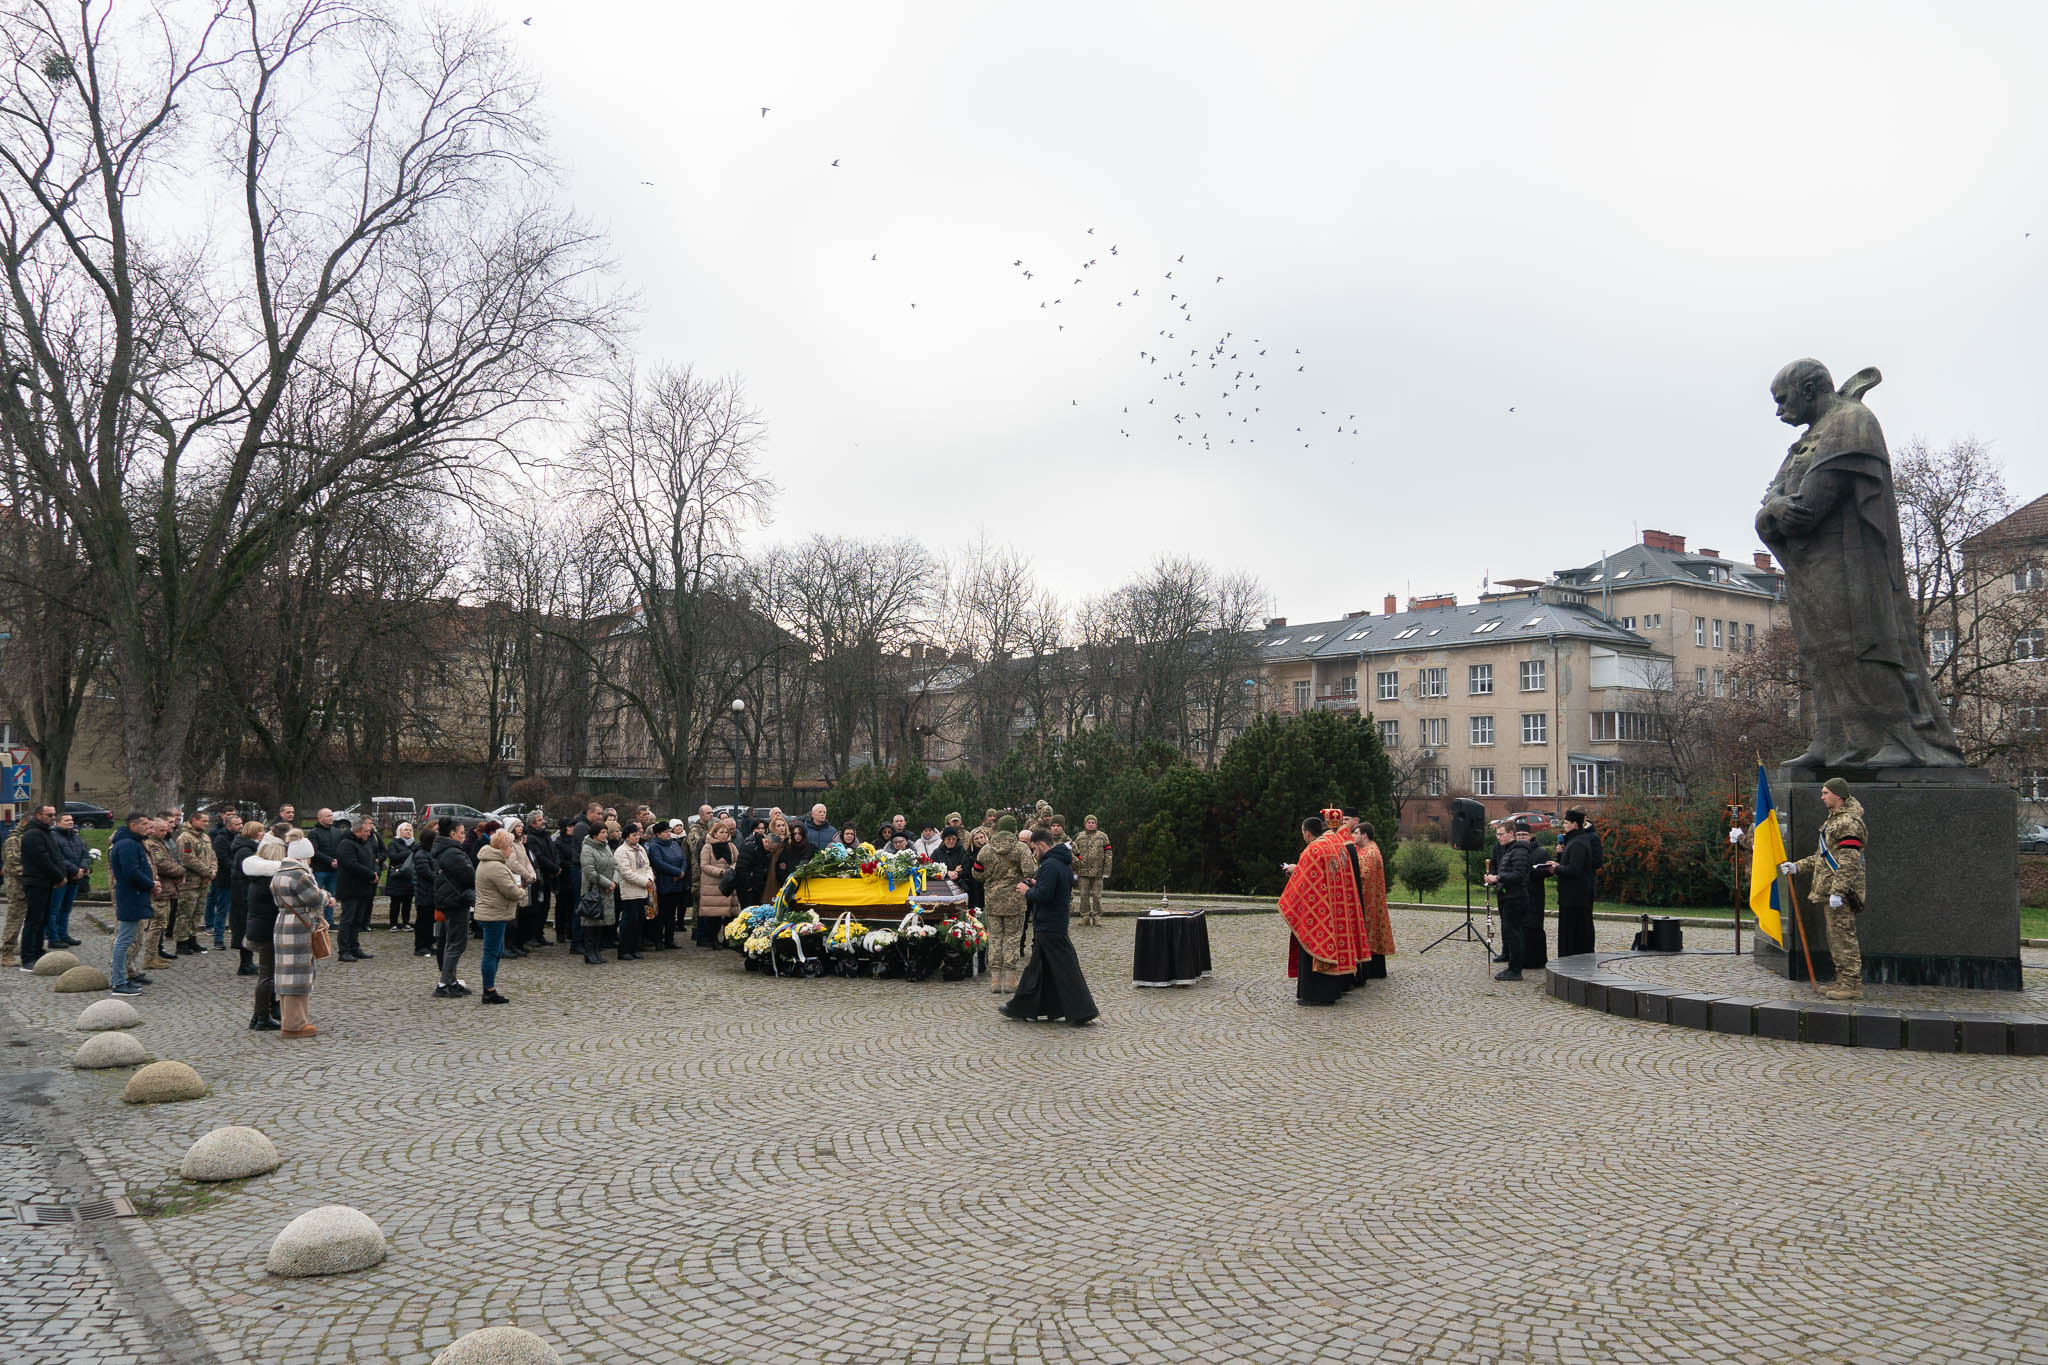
<box><xmin>507</xmin><ymin>0</ymin><xmax>2047</xmax><ymax>623</ymax></box>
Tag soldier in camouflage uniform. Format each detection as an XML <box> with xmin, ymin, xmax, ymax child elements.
<box><xmin>1781</xmin><ymin>776</ymin><xmax>1868</xmax><ymax>1000</ymax></box>
<box><xmin>1070</xmin><ymin>815</ymin><xmax>1112</xmax><ymax>928</ymax></box>
<box><xmin>173</xmin><ymin>810</ymin><xmax>217</xmax><ymax>954</ymax></box>
<box><xmin>973</xmin><ymin>816</ymin><xmax>1032</xmax><ymax>993</ymax></box>
<box><xmin>0</xmin><ymin>825</ymin><xmax>23</xmax><ymax>969</ymax></box>
<box><xmin>141</xmin><ymin>814</ymin><xmax>184</xmax><ymax>968</ymax></box>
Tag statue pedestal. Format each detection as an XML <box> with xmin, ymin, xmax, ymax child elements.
<box><xmin>1754</xmin><ymin>769</ymin><xmax>2021</xmax><ymax>990</ymax></box>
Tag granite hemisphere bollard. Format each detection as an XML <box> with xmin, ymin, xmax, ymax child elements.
<box><xmin>264</xmin><ymin>1205</ymin><xmax>387</xmax><ymax>1277</ymax></box>
<box><xmin>52</xmin><ymin>964</ymin><xmax>111</xmax><ymax>993</ymax></box>
<box><xmin>181</xmin><ymin>1126</ymin><xmax>283</xmax><ymax>1182</ymax></box>
<box><xmin>74</xmin><ymin>1032</ymin><xmax>152</xmax><ymax>1069</ymax></box>
<box><xmin>31</xmin><ymin>949</ymin><xmax>81</xmax><ymax>976</ymax></box>
<box><xmin>432</xmin><ymin>1326</ymin><xmax>564</xmax><ymax>1365</ymax></box>
<box><xmin>120</xmin><ymin>1059</ymin><xmax>206</xmax><ymax>1103</ymax></box>
<box><xmin>76</xmin><ymin>998</ymin><xmax>143</xmax><ymax>1031</ymax></box>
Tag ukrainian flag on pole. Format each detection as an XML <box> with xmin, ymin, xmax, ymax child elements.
<box><xmin>1749</xmin><ymin>765</ymin><xmax>1788</xmax><ymax>945</ymax></box>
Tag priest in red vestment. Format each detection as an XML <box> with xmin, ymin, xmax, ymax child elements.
<box><xmin>1278</xmin><ymin>811</ymin><xmax>1370</xmax><ymax>1006</ymax></box>
<box><xmin>1349</xmin><ymin>821</ymin><xmax>1395</xmax><ymax>982</ymax></box>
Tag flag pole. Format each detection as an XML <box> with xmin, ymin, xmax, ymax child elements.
<box><xmin>1778</xmin><ymin>871</ymin><xmax>1819</xmax><ymax>990</ymax></box>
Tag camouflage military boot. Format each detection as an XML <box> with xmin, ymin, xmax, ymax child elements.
<box><xmin>1822</xmin><ymin>977</ymin><xmax>1862</xmax><ymax>1001</ymax></box>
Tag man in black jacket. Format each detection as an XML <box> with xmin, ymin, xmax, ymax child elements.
<box><xmin>308</xmin><ymin>808</ymin><xmax>344</xmax><ymax>899</ymax></box>
<box><xmin>432</xmin><ymin>819</ymin><xmax>476</xmax><ymax>997</ymax></box>
<box><xmin>998</xmin><ymin>830</ymin><xmax>1099</xmax><ymax>1027</ymax></box>
<box><xmin>520</xmin><ymin>815</ymin><xmax>559</xmax><ymax>950</ymax></box>
<box><xmin>16</xmin><ymin>805</ymin><xmax>66</xmax><ymax>970</ymax></box>
<box><xmin>552</xmin><ymin>819</ymin><xmax>582</xmax><ymax>952</ymax></box>
<box><xmin>207</xmin><ymin>812</ymin><xmax>241</xmax><ymax>949</ymax></box>
<box><xmin>335</xmin><ymin>816</ymin><xmax>381</xmax><ymax>962</ymax></box>
<box><xmin>1485</xmin><ymin>820</ymin><xmax>1539</xmax><ymax>981</ymax></box>
<box><xmin>1547</xmin><ymin>809</ymin><xmax>1604</xmax><ymax>958</ymax></box>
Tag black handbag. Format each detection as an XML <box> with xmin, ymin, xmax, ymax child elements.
<box><xmin>718</xmin><ymin>867</ymin><xmax>737</xmax><ymax>896</ymax></box>
<box><xmin>576</xmin><ymin>885</ymin><xmax>610</xmax><ymax>923</ymax></box>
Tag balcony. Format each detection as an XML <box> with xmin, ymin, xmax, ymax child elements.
<box><xmin>1314</xmin><ymin>695</ymin><xmax>1359</xmax><ymax>712</ymax></box>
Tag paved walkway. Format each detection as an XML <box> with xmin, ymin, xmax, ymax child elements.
<box><xmin>3</xmin><ymin>911</ymin><xmax>2046</xmax><ymax>1364</ymax></box>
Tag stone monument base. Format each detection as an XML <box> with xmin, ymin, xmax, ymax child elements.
<box><xmin>1754</xmin><ymin>768</ymin><xmax>2020</xmax><ymax>991</ymax></box>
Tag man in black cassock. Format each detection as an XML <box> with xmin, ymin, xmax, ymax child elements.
<box><xmin>998</xmin><ymin>828</ymin><xmax>1099</xmax><ymax>1028</ymax></box>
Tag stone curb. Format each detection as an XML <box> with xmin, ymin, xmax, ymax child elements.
<box><xmin>1543</xmin><ymin>952</ymin><xmax>2045</xmax><ymax>1056</ymax></box>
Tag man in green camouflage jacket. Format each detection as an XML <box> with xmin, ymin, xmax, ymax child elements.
<box><xmin>1781</xmin><ymin>776</ymin><xmax>1868</xmax><ymax>1000</ymax></box>
<box><xmin>1070</xmin><ymin>815</ymin><xmax>1112</xmax><ymax>927</ymax></box>
<box><xmin>0</xmin><ymin>824</ymin><xmax>22</xmax><ymax>969</ymax></box>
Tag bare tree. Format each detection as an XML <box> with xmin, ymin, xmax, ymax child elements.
<box><xmin>211</xmin><ymin>481</ymin><xmax>456</xmax><ymax>802</ymax></box>
<box><xmin>1895</xmin><ymin>438</ymin><xmax>2047</xmax><ymax>775</ymax></box>
<box><xmin>0</xmin><ymin>453</ymin><xmax>104</xmax><ymax>803</ymax></box>
<box><xmin>572</xmin><ymin>362</ymin><xmax>774</xmax><ymax>804</ymax></box>
<box><xmin>945</xmin><ymin>538</ymin><xmax>1047</xmax><ymax>768</ymax></box>
<box><xmin>0</xmin><ymin>0</ymin><xmax>616</xmax><ymax>807</ymax></box>
<box><xmin>773</xmin><ymin>534</ymin><xmax>938</xmax><ymax>780</ymax></box>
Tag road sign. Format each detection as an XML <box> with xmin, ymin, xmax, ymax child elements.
<box><xmin>3</xmin><ymin>766</ymin><xmax>29</xmax><ymax>803</ymax></box>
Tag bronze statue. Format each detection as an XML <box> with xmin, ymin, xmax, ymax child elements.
<box><xmin>1756</xmin><ymin>359</ymin><xmax>1964</xmax><ymax>774</ymax></box>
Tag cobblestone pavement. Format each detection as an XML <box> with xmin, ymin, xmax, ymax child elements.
<box><xmin>3</xmin><ymin>909</ymin><xmax>2047</xmax><ymax>1365</ymax></box>
<box><xmin>1605</xmin><ymin>942</ymin><xmax>2048</xmax><ymax>1011</ymax></box>
<box><xmin>0</xmin><ymin>1038</ymin><xmax>179</xmax><ymax>1365</ymax></box>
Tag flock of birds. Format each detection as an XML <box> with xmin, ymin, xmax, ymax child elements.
<box><xmin>742</xmin><ymin>105</ymin><xmax>1372</xmax><ymax>458</ymax></box>
<box><xmin>996</xmin><ymin>230</ymin><xmax>1366</xmax><ymax>454</ymax></box>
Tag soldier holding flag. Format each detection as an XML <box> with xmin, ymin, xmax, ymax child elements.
<box><xmin>1778</xmin><ymin>777</ymin><xmax>1868</xmax><ymax>1001</ymax></box>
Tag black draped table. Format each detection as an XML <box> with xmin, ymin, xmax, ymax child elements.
<box><xmin>1132</xmin><ymin>911</ymin><xmax>1212</xmax><ymax>987</ymax></box>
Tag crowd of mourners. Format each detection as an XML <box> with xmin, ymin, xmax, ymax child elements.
<box><xmin>0</xmin><ymin>796</ymin><xmax>1114</xmax><ymax>1038</ymax></box>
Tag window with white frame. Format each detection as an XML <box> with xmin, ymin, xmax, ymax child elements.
<box><xmin>1425</xmin><ymin>767</ymin><xmax>1449</xmax><ymax>797</ymax></box>
<box><xmin>1470</xmin><ymin>766</ymin><xmax>1496</xmax><ymax>796</ymax></box>
<box><xmin>1712</xmin><ymin>619</ymin><xmax>1724</xmax><ymax>649</ymax></box>
<box><xmin>2017</xmin><ymin>630</ymin><xmax>2045</xmax><ymax>662</ymax></box>
<box><xmin>1521</xmin><ymin>765</ymin><xmax>1549</xmax><ymax>797</ymax></box>
<box><xmin>1695</xmin><ymin>666</ymin><xmax>1709</xmax><ymax>695</ymax></box>
<box><xmin>1421</xmin><ymin>717</ymin><xmax>1448</xmax><ymax>748</ymax></box>
<box><xmin>1473</xmin><ymin>620</ymin><xmax>1501</xmax><ymax>634</ymax></box>
<box><xmin>1571</xmin><ymin>762</ymin><xmax>1612</xmax><ymax>797</ymax></box>
<box><xmin>498</xmin><ymin>733</ymin><xmax>518</xmax><ymax>761</ymax></box>
<box><xmin>1929</xmin><ymin>627</ymin><xmax>1955</xmax><ymax>666</ymax></box>
<box><xmin>1744</xmin><ymin>622</ymin><xmax>1756</xmax><ymax>652</ymax></box>
<box><xmin>1376</xmin><ymin>670</ymin><xmax>1399</xmax><ymax>701</ymax></box>
<box><xmin>1378</xmin><ymin>719</ymin><xmax>1399</xmax><ymax>749</ymax></box>
<box><xmin>2025</xmin><ymin>770</ymin><xmax>2048</xmax><ymax>801</ymax></box>
<box><xmin>1620</xmin><ymin>616</ymin><xmax>1636</xmax><ymax>630</ymax></box>
<box><xmin>1645</xmin><ymin>613</ymin><xmax>1662</xmax><ymax>628</ymax></box>
<box><xmin>1713</xmin><ymin>668</ymin><xmax>1727</xmax><ymax>698</ymax></box>
<box><xmin>1392</xmin><ymin>627</ymin><xmax>1420</xmax><ymax>640</ymax></box>
<box><xmin>1521</xmin><ymin>712</ymin><xmax>1547</xmax><ymax>744</ymax></box>
<box><xmin>1590</xmin><ymin>711</ymin><xmax>1663</xmax><ymax>742</ymax></box>
<box><xmin>2016</xmin><ymin>564</ymin><xmax>2044</xmax><ymax>592</ymax></box>
<box><xmin>2015</xmin><ymin>706</ymin><xmax>2041</xmax><ymax>732</ymax></box>
<box><xmin>1469</xmin><ymin>663</ymin><xmax>1493</xmax><ymax>695</ymax></box>
<box><xmin>1470</xmin><ymin>715</ymin><xmax>1494</xmax><ymax>746</ymax></box>
<box><xmin>1519</xmin><ymin>659</ymin><xmax>1546</xmax><ymax>692</ymax></box>
<box><xmin>1695</xmin><ymin>618</ymin><xmax>1706</xmax><ymax>646</ymax></box>
<box><xmin>1420</xmin><ymin>667</ymin><xmax>1447</xmax><ymax>698</ymax></box>
<box><xmin>1292</xmin><ymin>680</ymin><xmax>1310</xmax><ymax>710</ymax></box>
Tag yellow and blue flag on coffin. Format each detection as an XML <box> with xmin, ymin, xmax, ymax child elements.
<box><xmin>1749</xmin><ymin>765</ymin><xmax>1788</xmax><ymax>945</ymax></box>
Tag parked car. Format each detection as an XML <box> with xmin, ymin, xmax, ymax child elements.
<box><xmin>485</xmin><ymin>803</ymin><xmax>527</xmax><ymax>825</ymax></box>
<box><xmin>2020</xmin><ymin>824</ymin><xmax>2048</xmax><ymax>855</ymax></box>
<box><xmin>64</xmin><ymin>801</ymin><xmax>114</xmax><ymax>829</ymax></box>
<box><xmin>1490</xmin><ymin>810</ymin><xmax>1561</xmax><ymax>833</ymax></box>
<box><xmin>420</xmin><ymin>802</ymin><xmax>489</xmax><ymax>827</ymax></box>
<box><xmin>332</xmin><ymin>797</ymin><xmax>418</xmax><ymax>832</ymax></box>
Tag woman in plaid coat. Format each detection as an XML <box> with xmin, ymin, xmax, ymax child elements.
<box><xmin>270</xmin><ymin>837</ymin><xmax>332</xmax><ymax>1038</ymax></box>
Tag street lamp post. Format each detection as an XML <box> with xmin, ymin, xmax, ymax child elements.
<box><xmin>727</xmin><ymin>699</ymin><xmax>747</xmax><ymax>814</ymax></box>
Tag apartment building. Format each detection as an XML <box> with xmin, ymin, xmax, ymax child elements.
<box><xmin>1953</xmin><ymin>492</ymin><xmax>2048</xmax><ymax>814</ymax></box>
<box><xmin>1550</xmin><ymin>530</ymin><xmax>1788</xmax><ymax>702</ymax></box>
<box><xmin>1253</xmin><ymin>529</ymin><xmax>1791</xmax><ymax>833</ymax></box>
